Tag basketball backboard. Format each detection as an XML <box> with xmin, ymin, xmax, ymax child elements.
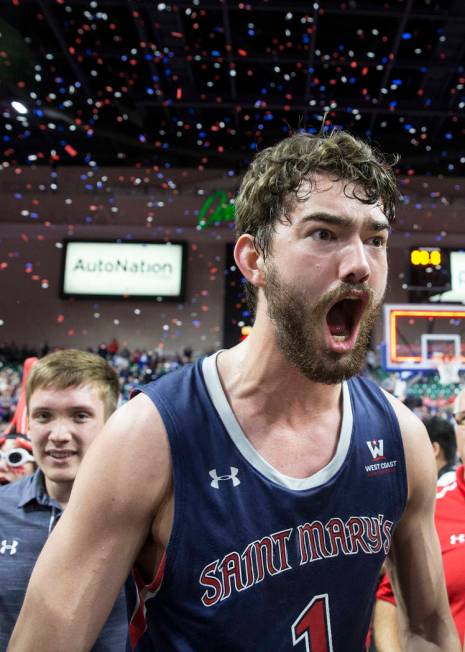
<box><xmin>383</xmin><ymin>303</ymin><xmax>465</xmax><ymax>371</ymax></box>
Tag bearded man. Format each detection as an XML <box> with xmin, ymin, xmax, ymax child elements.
<box><xmin>9</xmin><ymin>131</ymin><xmax>459</xmax><ymax>652</ymax></box>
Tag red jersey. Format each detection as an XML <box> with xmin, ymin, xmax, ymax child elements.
<box><xmin>376</xmin><ymin>465</ymin><xmax>465</xmax><ymax>643</ymax></box>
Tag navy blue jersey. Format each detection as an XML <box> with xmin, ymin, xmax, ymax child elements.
<box><xmin>128</xmin><ymin>353</ymin><xmax>407</xmax><ymax>652</ymax></box>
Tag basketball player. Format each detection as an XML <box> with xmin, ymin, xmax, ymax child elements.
<box><xmin>8</xmin><ymin>132</ymin><xmax>459</xmax><ymax>651</ymax></box>
<box><xmin>1</xmin><ymin>350</ymin><xmax>128</xmax><ymax>651</ymax></box>
<box><xmin>373</xmin><ymin>392</ymin><xmax>465</xmax><ymax>649</ymax></box>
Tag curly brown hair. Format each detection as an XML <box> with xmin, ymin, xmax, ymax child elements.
<box><xmin>235</xmin><ymin>130</ymin><xmax>399</xmax><ymax>312</ymax></box>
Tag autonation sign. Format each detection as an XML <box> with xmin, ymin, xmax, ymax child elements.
<box><xmin>62</xmin><ymin>241</ymin><xmax>185</xmax><ymax>299</ymax></box>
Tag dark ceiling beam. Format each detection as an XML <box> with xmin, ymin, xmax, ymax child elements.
<box><xmin>38</xmin><ymin>0</ymin><xmax>91</xmax><ymax>97</ymax></box>
<box><xmin>221</xmin><ymin>1</ymin><xmax>236</xmax><ymax>101</ymax></box>
<box><xmin>139</xmin><ymin>99</ymin><xmax>463</xmax><ymax>119</ymax></box>
<box><xmin>303</xmin><ymin>7</ymin><xmax>319</xmax><ymax>129</ymax></box>
<box><xmin>173</xmin><ymin>5</ymin><xmax>195</xmax><ymax>90</ymax></box>
<box><xmin>128</xmin><ymin>0</ymin><xmax>161</xmax><ymax>86</ymax></box>
<box><xmin>139</xmin><ymin>3</ymin><xmax>190</xmax><ymax>133</ymax></box>
<box><xmin>368</xmin><ymin>0</ymin><xmax>414</xmax><ymax>136</ymax></box>
<box><xmin>29</xmin><ymin>2</ymin><xmax>93</xmax><ymax>162</ymax></box>
<box><xmin>424</xmin><ymin>0</ymin><xmax>465</xmax><ymax>142</ymax></box>
<box><xmin>144</xmin><ymin>4</ymin><xmax>192</xmax><ymax>109</ymax></box>
<box><xmin>41</xmin><ymin>50</ymin><xmax>462</xmax><ymax>73</ymax></box>
<box><xmin>23</xmin><ymin>0</ymin><xmax>465</xmax><ymax>22</ymax></box>
<box><xmin>221</xmin><ymin>0</ymin><xmax>240</xmax><ymax>136</ymax></box>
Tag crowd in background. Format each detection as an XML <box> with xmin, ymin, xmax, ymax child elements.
<box><xmin>1</xmin><ymin>339</ymin><xmax>461</xmax><ymax>428</ymax></box>
<box><xmin>0</xmin><ymin>340</ymin><xmax>202</xmax><ymax>425</ymax></box>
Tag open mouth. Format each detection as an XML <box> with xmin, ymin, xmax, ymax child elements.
<box><xmin>325</xmin><ymin>295</ymin><xmax>366</xmax><ymax>350</ymax></box>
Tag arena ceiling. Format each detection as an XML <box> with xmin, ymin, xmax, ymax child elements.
<box><xmin>0</xmin><ymin>0</ymin><xmax>465</xmax><ymax>177</ymax></box>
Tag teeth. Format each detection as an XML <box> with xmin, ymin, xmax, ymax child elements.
<box><xmin>333</xmin><ymin>335</ymin><xmax>349</xmax><ymax>342</ymax></box>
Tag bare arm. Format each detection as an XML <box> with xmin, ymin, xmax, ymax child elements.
<box><xmin>373</xmin><ymin>599</ymin><xmax>401</xmax><ymax>652</ymax></box>
<box><xmin>8</xmin><ymin>393</ymin><xmax>170</xmax><ymax>652</ymax></box>
<box><xmin>384</xmin><ymin>393</ymin><xmax>460</xmax><ymax>651</ymax></box>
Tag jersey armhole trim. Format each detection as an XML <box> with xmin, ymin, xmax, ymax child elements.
<box><xmin>137</xmin><ymin>388</ymin><xmax>186</xmax><ymax>581</ymax></box>
<box><xmin>376</xmin><ymin>386</ymin><xmax>409</xmax><ymax>517</ymax></box>
<box><xmin>128</xmin><ymin>553</ymin><xmax>166</xmax><ymax>649</ymax></box>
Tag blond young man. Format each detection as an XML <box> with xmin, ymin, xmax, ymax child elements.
<box><xmin>0</xmin><ymin>349</ymin><xmax>128</xmax><ymax>652</ymax></box>
<box><xmin>9</xmin><ymin>133</ymin><xmax>459</xmax><ymax>652</ymax></box>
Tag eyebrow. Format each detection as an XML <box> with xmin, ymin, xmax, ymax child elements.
<box><xmin>31</xmin><ymin>405</ymin><xmax>95</xmax><ymax>414</ymax></box>
<box><xmin>300</xmin><ymin>212</ymin><xmax>390</xmax><ymax>232</ymax></box>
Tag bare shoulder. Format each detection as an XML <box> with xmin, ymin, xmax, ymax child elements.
<box><xmin>380</xmin><ymin>389</ymin><xmax>436</xmax><ymax>505</ymax></box>
<box><xmin>71</xmin><ymin>391</ymin><xmax>171</xmax><ymax>521</ymax></box>
<box><xmin>103</xmin><ymin>391</ymin><xmax>169</xmax><ymax>457</ymax></box>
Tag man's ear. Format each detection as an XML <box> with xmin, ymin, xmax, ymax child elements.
<box><xmin>234</xmin><ymin>234</ymin><xmax>265</xmax><ymax>290</ymax></box>
<box><xmin>431</xmin><ymin>441</ymin><xmax>440</xmax><ymax>459</ymax></box>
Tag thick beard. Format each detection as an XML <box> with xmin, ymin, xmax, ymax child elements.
<box><xmin>264</xmin><ymin>263</ymin><xmax>383</xmax><ymax>385</ymax></box>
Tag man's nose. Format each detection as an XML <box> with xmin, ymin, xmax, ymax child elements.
<box><xmin>338</xmin><ymin>239</ymin><xmax>370</xmax><ymax>285</ymax></box>
<box><xmin>48</xmin><ymin>420</ymin><xmax>73</xmax><ymax>443</ymax></box>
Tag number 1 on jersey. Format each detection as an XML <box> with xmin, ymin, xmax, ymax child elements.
<box><xmin>292</xmin><ymin>594</ymin><xmax>334</xmax><ymax>652</ymax></box>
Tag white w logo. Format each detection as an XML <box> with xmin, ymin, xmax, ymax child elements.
<box><xmin>209</xmin><ymin>467</ymin><xmax>240</xmax><ymax>489</ymax></box>
<box><xmin>0</xmin><ymin>539</ymin><xmax>18</xmax><ymax>555</ymax></box>
<box><xmin>366</xmin><ymin>440</ymin><xmax>384</xmax><ymax>460</ymax></box>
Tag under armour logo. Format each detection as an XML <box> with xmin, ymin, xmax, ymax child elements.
<box><xmin>0</xmin><ymin>539</ymin><xmax>18</xmax><ymax>555</ymax></box>
<box><xmin>367</xmin><ymin>439</ymin><xmax>385</xmax><ymax>460</ymax></box>
<box><xmin>450</xmin><ymin>533</ymin><xmax>465</xmax><ymax>545</ymax></box>
<box><xmin>209</xmin><ymin>467</ymin><xmax>240</xmax><ymax>489</ymax></box>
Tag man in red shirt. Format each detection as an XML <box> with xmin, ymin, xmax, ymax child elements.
<box><xmin>373</xmin><ymin>392</ymin><xmax>465</xmax><ymax>649</ymax></box>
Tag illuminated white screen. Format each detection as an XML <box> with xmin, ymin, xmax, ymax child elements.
<box><xmin>430</xmin><ymin>251</ymin><xmax>465</xmax><ymax>303</ymax></box>
<box><xmin>62</xmin><ymin>241</ymin><xmax>185</xmax><ymax>298</ymax></box>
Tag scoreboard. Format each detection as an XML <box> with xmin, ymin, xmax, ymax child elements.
<box><xmin>410</xmin><ymin>248</ymin><xmax>442</xmax><ymax>267</ymax></box>
<box><xmin>408</xmin><ymin>247</ymin><xmax>451</xmax><ymax>302</ymax></box>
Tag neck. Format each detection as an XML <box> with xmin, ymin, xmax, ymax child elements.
<box><xmin>219</xmin><ymin>319</ymin><xmax>342</xmax><ymax>417</ymax></box>
<box><xmin>44</xmin><ymin>476</ymin><xmax>73</xmax><ymax>508</ymax></box>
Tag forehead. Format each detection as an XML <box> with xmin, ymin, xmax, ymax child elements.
<box><xmin>286</xmin><ymin>174</ymin><xmax>387</xmax><ymax>224</ymax></box>
<box><xmin>29</xmin><ymin>383</ymin><xmax>104</xmax><ymax>410</ymax></box>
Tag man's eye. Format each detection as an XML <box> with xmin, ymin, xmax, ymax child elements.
<box><xmin>74</xmin><ymin>413</ymin><xmax>90</xmax><ymax>421</ymax></box>
<box><xmin>312</xmin><ymin>229</ymin><xmax>333</xmax><ymax>241</ymax></box>
<box><xmin>370</xmin><ymin>236</ymin><xmax>386</xmax><ymax>248</ymax></box>
<box><xmin>34</xmin><ymin>413</ymin><xmax>50</xmax><ymax>422</ymax></box>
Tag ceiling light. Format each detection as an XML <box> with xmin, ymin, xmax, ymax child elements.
<box><xmin>11</xmin><ymin>101</ymin><xmax>28</xmax><ymax>115</ymax></box>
